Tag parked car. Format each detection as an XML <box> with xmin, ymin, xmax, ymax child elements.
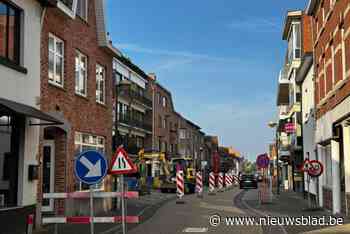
<box><xmin>256</xmin><ymin>174</ymin><xmax>263</xmax><ymax>182</ymax></box>
<box><xmin>239</xmin><ymin>174</ymin><xmax>258</xmax><ymax>189</ymax></box>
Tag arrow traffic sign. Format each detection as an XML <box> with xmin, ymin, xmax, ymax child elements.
<box><xmin>109</xmin><ymin>147</ymin><xmax>137</xmax><ymax>175</ymax></box>
<box><xmin>75</xmin><ymin>150</ymin><xmax>108</xmax><ymax>185</ymax></box>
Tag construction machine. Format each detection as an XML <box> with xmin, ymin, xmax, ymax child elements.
<box><xmin>160</xmin><ymin>157</ymin><xmax>196</xmax><ymax>194</ymax></box>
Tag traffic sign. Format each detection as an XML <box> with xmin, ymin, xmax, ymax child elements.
<box><xmin>302</xmin><ymin>159</ymin><xmax>323</xmax><ymax>177</ymax></box>
<box><xmin>256</xmin><ymin>153</ymin><xmax>270</xmax><ymax>169</ymax></box>
<box><xmin>109</xmin><ymin>147</ymin><xmax>137</xmax><ymax>175</ymax></box>
<box><xmin>74</xmin><ymin>150</ymin><xmax>108</xmax><ymax>185</ymax></box>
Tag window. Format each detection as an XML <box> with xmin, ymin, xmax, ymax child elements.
<box><xmin>60</xmin><ymin>0</ymin><xmax>74</xmax><ymax>10</ymax></box>
<box><xmin>96</xmin><ymin>64</ymin><xmax>106</xmax><ymax>104</ymax></box>
<box><xmin>76</xmin><ymin>0</ymin><xmax>87</xmax><ymax>20</ymax></box>
<box><xmin>162</xmin><ymin>97</ymin><xmax>167</xmax><ymax>107</ymax></box>
<box><xmin>75</xmin><ymin>50</ymin><xmax>87</xmax><ymax>96</ymax></box>
<box><xmin>158</xmin><ymin>115</ymin><xmax>162</xmax><ymax>128</ymax></box>
<box><xmin>0</xmin><ymin>1</ymin><xmax>20</xmax><ymax>65</ymax></box>
<box><xmin>158</xmin><ymin>93</ymin><xmax>161</xmax><ymax>105</ymax></box>
<box><xmin>162</xmin><ymin>118</ymin><xmax>167</xmax><ymax>129</ymax></box>
<box><xmin>49</xmin><ymin>34</ymin><xmax>64</xmax><ymax>87</ymax></box>
<box><xmin>74</xmin><ymin>132</ymin><xmax>105</xmax><ymax>191</ymax></box>
<box><xmin>179</xmin><ymin>129</ymin><xmax>186</xmax><ymax>139</ymax></box>
<box><xmin>287</xmin><ymin>23</ymin><xmax>301</xmax><ymax>63</ymax></box>
<box><xmin>114</xmin><ymin>71</ymin><xmax>123</xmax><ymax>84</ymax></box>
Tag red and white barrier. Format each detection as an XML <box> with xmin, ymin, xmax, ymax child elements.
<box><xmin>233</xmin><ymin>175</ymin><xmax>239</xmax><ymax>185</ymax></box>
<box><xmin>26</xmin><ymin>214</ymin><xmax>34</xmax><ymax>234</ymax></box>
<box><xmin>225</xmin><ymin>173</ymin><xmax>230</xmax><ymax>188</ymax></box>
<box><xmin>42</xmin><ymin>216</ymin><xmax>139</xmax><ymax>224</ymax></box>
<box><xmin>209</xmin><ymin>172</ymin><xmax>215</xmax><ymax>194</ymax></box>
<box><xmin>196</xmin><ymin>171</ymin><xmax>203</xmax><ymax>197</ymax></box>
<box><xmin>176</xmin><ymin>170</ymin><xmax>185</xmax><ymax>203</ymax></box>
<box><xmin>218</xmin><ymin>172</ymin><xmax>223</xmax><ymax>191</ymax></box>
<box><xmin>43</xmin><ymin>191</ymin><xmax>139</xmax><ymax>199</ymax></box>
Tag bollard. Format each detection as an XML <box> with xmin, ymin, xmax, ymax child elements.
<box><xmin>196</xmin><ymin>171</ymin><xmax>203</xmax><ymax>198</ymax></box>
<box><xmin>176</xmin><ymin>170</ymin><xmax>185</xmax><ymax>204</ymax></box>
<box><xmin>218</xmin><ymin>172</ymin><xmax>224</xmax><ymax>192</ymax></box>
<box><xmin>26</xmin><ymin>214</ymin><xmax>34</xmax><ymax>234</ymax></box>
<box><xmin>208</xmin><ymin>172</ymin><xmax>216</xmax><ymax>195</ymax></box>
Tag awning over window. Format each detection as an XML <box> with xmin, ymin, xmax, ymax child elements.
<box><xmin>0</xmin><ymin>97</ymin><xmax>63</xmax><ymax>125</ymax></box>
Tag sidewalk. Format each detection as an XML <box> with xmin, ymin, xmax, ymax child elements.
<box><xmin>243</xmin><ymin>189</ymin><xmax>350</xmax><ymax>234</ymax></box>
<box><xmin>34</xmin><ymin>190</ymin><xmax>175</xmax><ymax>234</ymax></box>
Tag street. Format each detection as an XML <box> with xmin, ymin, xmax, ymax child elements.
<box><xmin>126</xmin><ymin>187</ymin><xmax>349</xmax><ymax>234</ymax></box>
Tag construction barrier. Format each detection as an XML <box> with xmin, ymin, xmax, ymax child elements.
<box><xmin>195</xmin><ymin>171</ymin><xmax>203</xmax><ymax>197</ymax></box>
<box><xmin>208</xmin><ymin>172</ymin><xmax>216</xmax><ymax>195</ymax></box>
<box><xmin>218</xmin><ymin>172</ymin><xmax>223</xmax><ymax>192</ymax></box>
<box><xmin>42</xmin><ymin>191</ymin><xmax>139</xmax><ymax>224</ymax></box>
<box><xmin>26</xmin><ymin>214</ymin><xmax>34</xmax><ymax>234</ymax></box>
<box><xmin>42</xmin><ymin>216</ymin><xmax>139</xmax><ymax>224</ymax></box>
<box><xmin>225</xmin><ymin>173</ymin><xmax>230</xmax><ymax>188</ymax></box>
<box><xmin>176</xmin><ymin>170</ymin><xmax>185</xmax><ymax>203</ymax></box>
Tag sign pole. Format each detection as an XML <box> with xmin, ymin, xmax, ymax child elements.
<box><xmin>121</xmin><ymin>174</ymin><xmax>126</xmax><ymax>234</ymax></box>
<box><xmin>90</xmin><ymin>186</ymin><xmax>94</xmax><ymax>234</ymax></box>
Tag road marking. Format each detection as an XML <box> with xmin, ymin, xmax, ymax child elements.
<box><xmin>182</xmin><ymin>227</ymin><xmax>208</xmax><ymax>233</ymax></box>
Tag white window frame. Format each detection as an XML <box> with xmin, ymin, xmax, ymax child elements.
<box><xmin>75</xmin><ymin>132</ymin><xmax>105</xmax><ymax>191</ymax></box>
<box><xmin>76</xmin><ymin>0</ymin><xmax>88</xmax><ymax>21</ymax></box>
<box><xmin>75</xmin><ymin>50</ymin><xmax>88</xmax><ymax>96</ymax></box>
<box><xmin>162</xmin><ymin>96</ymin><xmax>167</xmax><ymax>107</ymax></box>
<box><xmin>179</xmin><ymin>129</ymin><xmax>186</xmax><ymax>139</ymax></box>
<box><xmin>57</xmin><ymin>0</ymin><xmax>78</xmax><ymax>19</ymax></box>
<box><xmin>48</xmin><ymin>33</ymin><xmax>64</xmax><ymax>87</ymax></box>
<box><xmin>96</xmin><ymin>64</ymin><xmax>106</xmax><ymax>104</ymax></box>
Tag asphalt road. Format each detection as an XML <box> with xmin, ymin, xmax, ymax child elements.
<box><xmin>127</xmin><ymin>188</ymin><xmax>263</xmax><ymax>234</ymax></box>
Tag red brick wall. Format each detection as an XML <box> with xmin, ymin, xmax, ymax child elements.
<box><xmin>152</xmin><ymin>81</ymin><xmax>178</xmax><ymax>156</ymax></box>
<box><xmin>302</xmin><ymin>15</ymin><xmax>313</xmax><ymax>54</ymax></box>
<box><xmin>39</xmin><ymin>1</ymin><xmax>113</xmax><ymax>194</ymax></box>
<box><xmin>311</xmin><ymin>0</ymin><xmax>350</xmax><ymax>119</ymax></box>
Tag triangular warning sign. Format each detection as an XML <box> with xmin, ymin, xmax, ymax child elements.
<box><xmin>109</xmin><ymin>147</ymin><xmax>137</xmax><ymax>175</ymax></box>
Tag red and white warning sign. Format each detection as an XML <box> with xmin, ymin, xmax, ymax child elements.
<box><xmin>109</xmin><ymin>147</ymin><xmax>137</xmax><ymax>175</ymax></box>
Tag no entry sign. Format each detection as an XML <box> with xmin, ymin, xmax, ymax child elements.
<box><xmin>256</xmin><ymin>154</ymin><xmax>270</xmax><ymax>169</ymax></box>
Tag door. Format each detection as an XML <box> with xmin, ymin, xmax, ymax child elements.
<box><xmin>42</xmin><ymin>141</ymin><xmax>55</xmax><ymax>212</ymax></box>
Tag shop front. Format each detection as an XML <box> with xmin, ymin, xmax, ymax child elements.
<box><xmin>0</xmin><ymin>98</ymin><xmax>61</xmax><ymax>234</ymax></box>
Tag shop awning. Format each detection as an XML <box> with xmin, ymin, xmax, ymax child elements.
<box><xmin>0</xmin><ymin>97</ymin><xmax>63</xmax><ymax>125</ymax></box>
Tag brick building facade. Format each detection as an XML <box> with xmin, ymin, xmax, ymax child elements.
<box><xmin>307</xmin><ymin>0</ymin><xmax>350</xmax><ymax>215</ymax></box>
<box><xmin>37</xmin><ymin>0</ymin><xmax>118</xmax><ymax>220</ymax></box>
<box><xmin>149</xmin><ymin>74</ymin><xmax>179</xmax><ymax>158</ymax></box>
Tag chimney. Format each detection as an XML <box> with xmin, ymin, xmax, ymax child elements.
<box><xmin>148</xmin><ymin>73</ymin><xmax>157</xmax><ymax>81</ymax></box>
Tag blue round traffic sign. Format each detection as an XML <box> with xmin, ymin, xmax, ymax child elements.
<box><xmin>74</xmin><ymin>150</ymin><xmax>108</xmax><ymax>185</ymax></box>
<box><xmin>256</xmin><ymin>154</ymin><xmax>270</xmax><ymax>168</ymax></box>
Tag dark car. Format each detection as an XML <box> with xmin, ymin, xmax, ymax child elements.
<box><xmin>239</xmin><ymin>174</ymin><xmax>258</xmax><ymax>189</ymax></box>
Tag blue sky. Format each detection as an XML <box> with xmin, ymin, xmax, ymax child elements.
<box><xmin>106</xmin><ymin>0</ymin><xmax>307</xmax><ymax>161</ymax></box>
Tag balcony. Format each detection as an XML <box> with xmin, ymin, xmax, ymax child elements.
<box><xmin>118</xmin><ymin>113</ymin><xmax>152</xmax><ymax>132</ymax></box>
<box><xmin>118</xmin><ymin>84</ymin><xmax>152</xmax><ymax>108</ymax></box>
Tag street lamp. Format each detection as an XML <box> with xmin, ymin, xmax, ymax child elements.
<box><xmin>268</xmin><ymin>121</ymin><xmax>280</xmax><ymax>195</ymax></box>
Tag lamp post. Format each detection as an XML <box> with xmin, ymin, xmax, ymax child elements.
<box><xmin>268</xmin><ymin>121</ymin><xmax>280</xmax><ymax>195</ymax></box>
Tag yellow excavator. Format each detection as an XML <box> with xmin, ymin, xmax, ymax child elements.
<box><xmin>138</xmin><ymin>149</ymin><xmax>196</xmax><ymax>193</ymax></box>
<box><xmin>160</xmin><ymin>157</ymin><xmax>196</xmax><ymax>193</ymax></box>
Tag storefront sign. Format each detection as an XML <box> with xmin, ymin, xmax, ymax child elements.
<box><xmin>284</xmin><ymin>123</ymin><xmax>295</xmax><ymax>133</ymax></box>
